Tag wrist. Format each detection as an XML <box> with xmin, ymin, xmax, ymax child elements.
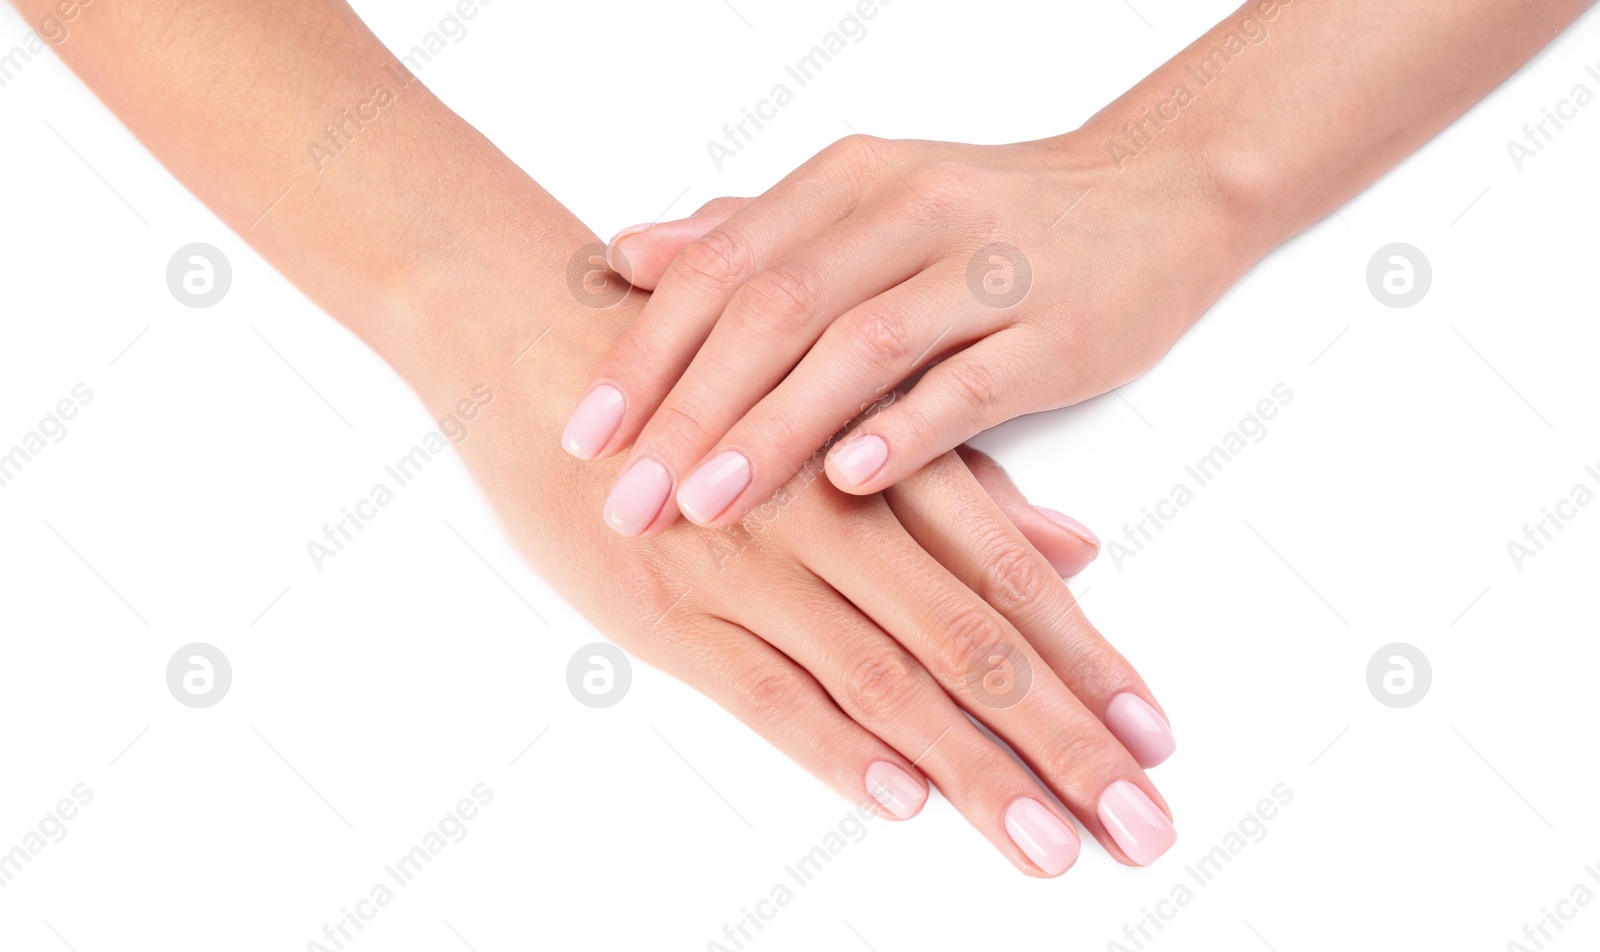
<box><xmin>308</xmin><ymin>107</ymin><xmax>639</xmax><ymax>422</ymax></box>
<box><xmin>1075</xmin><ymin>106</ymin><xmax>1288</xmax><ymax>260</ymax></box>
<box><xmin>399</xmin><ymin>238</ymin><xmax>644</xmax><ymax>438</ymax></box>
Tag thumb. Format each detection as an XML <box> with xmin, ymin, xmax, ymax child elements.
<box><xmin>606</xmin><ymin>197</ymin><xmax>752</xmax><ymax>290</ymax></box>
<box><xmin>958</xmin><ymin>446</ymin><xmax>1101</xmax><ymax>578</ymax></box>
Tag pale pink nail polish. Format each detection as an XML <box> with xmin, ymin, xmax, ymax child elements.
<box><xmin>1004</xmin><ymin>797</ymin><xmax>1080</xmax><ymax>876</ymax></box>
<box><xmin>1104</xmin><ymin>693</ymin><xmax>1176</xmax><ymax>768</ymax></box>
<box><xmin>1033</xmin><ymin>506</ymin><xmax>1100</xmax><ymax>550</ymax></box>
<box><xmin>864</xmin><ymin>761</ymin><xmax>926</xmax><ymax>820</ymax></box>
<box><xmin>1097</xmin><ymin>781</ymin><xmax>1176</xmax><ymax>866</ymax></box>
<box><xmin>603</xmin><ymin>458</ymin><xmax>672</xmax><ymax>537</ymax></box>
<box><xmin>606</xmin><ymin>223</ymin><xmax>653</xmax><ymax>281</ymax></box>
<box><xmin>676</xmin><ymin>450</ymin><xmax>751</xmax><ymax>525</ymax></box>
<box><xmin>562</xmin><ymin>385</ymin><xmax>626</xmax><ymax>460</ymax></box>
<box><xmin>830</xmin><ymin>434</ymin><xmax>888</xmax><ymax>487</ymax></box>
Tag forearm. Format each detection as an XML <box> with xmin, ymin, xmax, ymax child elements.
<box><xmin>12</xmin><ymin>0</ymin><xmax>614</xmax><ymax>407</ymax></box>
<box><xmin>1082</xmin><ymin>0</ymin><xmax>1592</xmax><ymax>255</ymax></box>
<box><xmin>13</xmin><ymin>0</ymin><xmax>647</xmax><ymax>613</ymax></box>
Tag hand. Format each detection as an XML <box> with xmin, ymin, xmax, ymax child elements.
<box><xmin>370</xmin><ymin>158</ymin><xmax>1177</xmax><ymax>876</ymax></box>
<box><xmin>407</xmin><ymin>225</ymin><xmax>1177</xmax><ymax>878</ymax></box>
<box><xmin>565</xmin><ymin>133</ymin><xmax>1251</xmax><ymax>533</ymax></box>
<box><xmin>475</xmin><ymin>323</ymin><xmax>1178</xmax><ymax>873</ymax></box>
<box><xmin>428</xmin><ymin>251</ymin><xmax>1176</xmax><ymax>876</ymax></box>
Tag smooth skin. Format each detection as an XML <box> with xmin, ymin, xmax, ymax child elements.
<box><xmin>13</xmin><ymin>0</ymin><xmax>1177</xmax><ymax>875</ymax></box>
<box><xmin>575</xmin><ymin>0</ymin><xmax>1594</xmax><ymax>534</ymax></box>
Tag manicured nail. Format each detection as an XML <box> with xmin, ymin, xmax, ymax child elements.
<box><xmin>607</xmin><ymin>224</ymin><xmax>653</xmax><ymax>283</ymax></box>
<box><xmin>1104</xmin><ymin>693</ymin><xmax>1177</xmax><ymax>768</ymax></box>
<box><xmin>603</xmin><ymin>457</ymin><xmax>672</xmax><ymax>537</ymax></box>
<box><xmin>676</xmin><ymin>450</ymin><xmax>751</xmax><ymax>525</ymax></box>
<box><xmin>864</xmin><ymin>761</ymin><xmax>926</xmax><ymax>820</ymax></box>
<box><xmin>1031</xmin><ymin>505</ymin><xmax>1100</xmax><ymax>576</ymax></box>
<box><xmin>830</xmin><ymin>434</ymin><xmax>888</xmax><ymax>487</ymax></box>
<box><xmin>562</xmin><ymin>385</ymin><xmax>626</xmax><ymax>460</ymax></box>
<box><xmin>1033</xmin><ymin>506</ymin><xmax>1099</xmax><ymax>550</ymax></box>
<box><xmin>1097</xmin><ymin>781</ymin><xmax>1176</xmax><ymax>866</ymax></box>
<box><xmin>1004</xmin><ymin>797</ymin><xmax>1080</xmax><ymax>876</ymax></box>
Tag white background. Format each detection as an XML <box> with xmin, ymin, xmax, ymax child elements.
<box><xmin>1</xmin><ymin>1</ymin><xmax>1597</xmax><ymax>950</ymax></box>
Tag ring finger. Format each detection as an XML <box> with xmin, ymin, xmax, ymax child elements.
<box><xmin>724</xmin><ymin>576</ymin><xmax>1085</xmax><ymax>877</ymax></box>
<box><xmin>802</xmin><ymin>488</ymin><xmax>1178</xmax><ymax>865</ymax></box>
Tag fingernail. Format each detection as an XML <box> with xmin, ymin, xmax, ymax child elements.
<box><xmin>1097</xmin><ymin>780</ymin><xmax>1176</xmax><ymax>866</ymax></box>
<box><xmin>1104</xmin><ymin>693</ymin><xmax>1177</xmax><ymax>768</ymax></box>
<box><xmin>607</xmin><ymin>224</ymin><xmax>653</xmax><ymax>283</ymax></box>
<box><xmin>1004</xmin><ymin>797</ymin><xmax>1080</xmax><ymax>876</ymax></box>
<box><xmin>562</xmin><ymin>385</ymin><xmax>626</xmax><ymax>460</ymax></box>
<box><xmin>676</xmin><ymin>450</ymin><xmax>751</xmax><ymax>525</ymax></box>
<box><xmin>865</xmin><ymin>761</ymin><xmax>926</xmax><ymax>820</ymax></box>
<box><xmin>1033</xmin><ymin>506</ymin><xmax>1099</xmax><ymax>550</ymax></box>
<box><xmin>830</xmin><ymin>434</ymin><xmax>888</xmax><ymax>487</ymax></box>
<box><xmin>603</xmin><ymin>457</ymin><xmax>672</xmax><ymax>537</ymax></box>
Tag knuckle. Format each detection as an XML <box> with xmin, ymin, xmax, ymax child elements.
<box><xmin>964</xmin><ymin>209</ymin><xmax>1006</xmax><ymax>243</ymax></box>
<box><xmin>843</xmin><ymin>646</ymin><xmax>920</xmax><ymax>719</ymax></box>
<box><xmin>619</xmin><ymin>574</ymin><xmax>703</xmax><ymax>669</ymax></box>
<box><xmin>907</xmin><ymin>161</ymin><xmax>979</xmax><ymax>220</ymax></box>
<box><xmin>621</xmin><ymin>572</ymin><xmax>680</xmax><ymax>639</ymax></box>
<box><xmin>827</xmin><ymin>133</ymin><xmax>883</xmax><ymax>170</ymax></box>
<box><xmin>956</xmin><ymin>445</ymin><xmax>1000</xmax><ymax>479</ymax></box>
<box><xmin>816</xmin><ymin>134</ymin><xmax>893</xmax><ymax>195</ymax></box>
<box><xmin>648</xmin><ymin>400</ymin><xmax>713</xmax><ymax>450</ymax></box>
<box><xmin>847</xmin><ymin>307</ymin><xmax>913</xmax><ymax>371</ymax></box>
<box><xmin>934</xmin><ymin>604</ymin><xmax>1008</xmax><ymax>684</ymax></box>
<box><xmin>830</xmin><ymin>132</ymin><xmax>876</xmax><ymax>153</ymax></box>
<box><xmin>736</xmin><ymin>263</ymin><xmax>824</xmax><ymax>331</ymax></box>
<box><xmin>945</xmin><ymin>358</ymin><xmax>1001</xmax><ymax>415</ymax></box>
<box><xmin>1041</xmin><ymin>727</ymin><xmax>1120</xmax><ymax>784</ymax></box>
<box><xmin>676</xmin><ymin>229</ymin><xmax>754</xmax><ymax>288</ymax></box>
<box><xmin>977</xmin><ymin>535</ymin><xmax>1053</xmax><ymax>617</ymax></box>
<box><xmin>738</xmin><ymin>666</ymin><xmax>805</xmax><ymax>723</ymax></box>
<box><xmin>749</xmin><ymin>406</ymin><xmax>800</xmax><ymax>455</ymax></box>
<box><xmin>883</xmin><ymin>390</ymin><xmax>938</xmax><ymax>448</ymax></box>
<box><xmin>693</xmin><ymin>195</ymin><xmax>747</xmax><ymax>218</ymax></box>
